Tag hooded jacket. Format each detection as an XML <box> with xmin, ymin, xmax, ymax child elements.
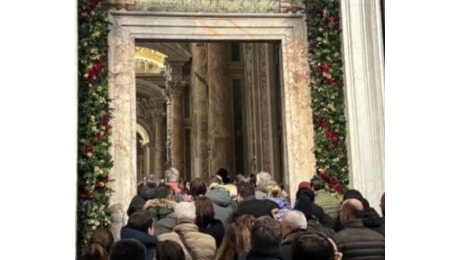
<box><xmin>127</xmin><ymin>185</ymin><xmax>156</xmax><ymax>216</ymax></box>
<box><xmin>143</xmin><ymin>198</ymin><xmax>176</xmax><ymax>236</ymax></box>
<box><xmin>206</xmin><ymin>185</ymin><xmax>234</xmax><ymax>228</ymax></box>
<box><xmin>120</xmin><ymin>226</ymin><xmax>157</xmax><ymax>260</ymax></box>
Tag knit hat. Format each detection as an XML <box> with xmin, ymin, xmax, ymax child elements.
<box><xmin>298</xmin><ymin>181</ymin><xmax>312</xmax><ymax>191</ymax></box>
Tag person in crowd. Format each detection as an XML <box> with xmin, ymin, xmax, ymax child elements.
<box><xmin>224</xmin><ymin>183</ymin><xmax>239</xmax><ymax>212</ymax></box>
<box><xmin>143</xmin><ymin>184</ymin><xmax>177</xmax><ymax>236</ymax></box>
<box><xmin>110</xmin><ymin>239</ymin><xmax>146</xmax><ymax>260</ymax></box>
<box><xmin>120</xmin><ymin>210</ymin><xmax>157</xmax><ymax>260</ymax></box>
<box><xmin>263</xmin><ymin>184</ymin><xmax>291</xmax><ymax>221</ymax></box>
<box><xmin>296</xmin><ymin>182</ymin><xmax>335</xmax><ymax>230</ymax></box>
<box><xmin>294</xmin><ymin>195</ymin><xmax>335</xmax><ymax>236</ymax></box>
<box><xmin>332</xmin><ymin>198</ymin><xmax>384</xmax><ymax>260</ymax></box>
<box><xmin>190</xmin><ymin>177</ymin><xmax>208</xmax><ymax>200</ymax></box>
<box><xmin>214</xmin><ymin>214</ymin><xmax>255</xmax><ymax>260</ymax></box>
<box><xmin>195</xmin><ymin>196</ymin><xmax>226</xmax><ymax>248</ymax></box>
<box><xmin>217</xmin><ymin>168</ymin><xmax>232</xmax><ymax>184</ymax></box>
<box><xmin>310</xmin><ymin>177</ymin><xmax>341</xmax><ymax>220</ymax></box>
<box><xmin>234</xmin><ymin>198</ymin><xmax>281</xmax><ymax>221</ymax></box>
<box><xmin>127</xmin><ymin>174</ymin><xmax>158</xmax><ymax>216</ymax></box>
<box><xmin>280</xmin><ymin>210</ymin><xmax>309</xmax><ymax>260</ymax></box>
<box><xmin>155</xmin><ymin>240</ymin><xmax>185</xmax><ymax>260</ymax></box>
<box><xmin>236</xmin><ymin>181</ymin><xmax>256</xmax><ymax>203</ymax></box>
<box><xmin>244</xmin><ymin>216</ymin><xmax>283</xmax><ymax>260</ymax></box>
<box><xmin>334</xmin><ymin>189</ymin><xmax>384</xmax><ymax>235</ymax></box>
<box><xmin>158</xmin><ymin>202</ymin><xmax>216</xmax><ymax>260</ymax></box>
<box><xmin>291</xmin><ymin>232</ymin><xmax>340</xmax><ymax>260</ymax></box>
<box><xmin>165</xmin><ymin>167</ymin><xmax>183</xmax><ymax>202</ymax></box>
<box><xmin>80</xmin><ymin>226</ymin><xmax>114</xmax><ymax>260</ymax></box>
<box><xmin>254</xmin><ymin>171</ymin><xmax>277</xmax><ymax>199</ymax></box>
<box><xmin>206</xmin><ymin>177</ymin><xmax>234</xmax><ymax>228</ymax></box>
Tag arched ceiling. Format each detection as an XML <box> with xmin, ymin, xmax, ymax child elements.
<box><xmin>136</xmin><ymin>42</ymin><xmax>192</xmax><ymax>62</ymax></box>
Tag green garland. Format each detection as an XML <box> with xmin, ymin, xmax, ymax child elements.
<box><xmin>304</xmin><ymin>0</ymin><xmax>349</xmax><ymax>193</ymax></box>
<box><xmin>77</xmin><ymin>0</ymin><xmax>113</xmax><ymax>255</ymax></box>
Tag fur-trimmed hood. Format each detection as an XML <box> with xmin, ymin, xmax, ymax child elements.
<box><xmin>143</xmin><ymin>198</ymin><xmax>176</xmax><ymax>210</ymax></box>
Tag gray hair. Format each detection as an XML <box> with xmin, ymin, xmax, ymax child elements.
<box><xmin>165</xmin><ymin>167</ymin><xmax>179</xmax><ymax>182</ymax></box>
<box><xmin>175</xmin><ymin>202</ymin><xmax>196</xmax><ymax>223</ymax></box>
<box><xmin>283</xmin><ymin>210</ymin><xmax>307</xmax><ymax>230</ymax></box>
<box><xmin>256</xmin><ymin>171</ymin><xmax>272</xmax><ymax>186</ymax></box>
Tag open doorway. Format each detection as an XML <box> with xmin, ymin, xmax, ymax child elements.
<box><xmin>135</xmin><ymin>41</ymin><xmax>284</xmax><ymax>184</ymax></box>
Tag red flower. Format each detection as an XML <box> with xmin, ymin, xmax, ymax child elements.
<box><xmin>325</xmin><ymin>131</ymin><xmax>336</xmax><ymax>139</ymax></box>
<box><xmin>331</xmin><ymin>183</ymin><xmax>342</xmax><ymax>193</ymax></box>
<box><xmin>325</xmin><ymin>78</ymin><xmax>335</xmax><ymax>85</ymax></box>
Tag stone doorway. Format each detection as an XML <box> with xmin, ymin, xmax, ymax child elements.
<box><xmin>109</xmin><ymin>11</ymin><xmax>315</xmax><ymax>209</ymax></box>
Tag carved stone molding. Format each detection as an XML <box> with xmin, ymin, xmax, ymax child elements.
<box><xmin>109</xmin><ymin>11</ymin><xmax>315</xmax><ymax>208</ymax></box>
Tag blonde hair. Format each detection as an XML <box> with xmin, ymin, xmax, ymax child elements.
<box><xmin>224</xmin><ymin>184</ymin><xmax>238</xmax><ymax>200</ymax></box>
<box><xmin>266</xmin><ymin>184</ymin><xmax>282</xmax><ymax>198</ymax></box>
<box><xmin>214</xmin><ymin>214</ymin><xmax>254</xmax><ymax>260</ymax></box>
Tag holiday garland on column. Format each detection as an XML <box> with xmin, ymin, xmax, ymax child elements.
<box><xmin>304</xmin><ymin>0</ymin><xmax>349</xmax><ymax>193</ymax></box>
<box><xmin>77</xmin><ymin>0</ymin><xmax>113</xmax><ymax>255</ymax></box>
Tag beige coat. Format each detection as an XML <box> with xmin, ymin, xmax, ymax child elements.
<box><xmin>158</xmin><ymin>222</ymin><xmax>216</xmax><ymax>260</ymax></box>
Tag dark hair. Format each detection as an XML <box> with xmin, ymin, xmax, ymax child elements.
<box><xmin>194</xmin><ymin>196</ymin><xmax>215</xmax><ymax>227</ymax></box>
<box><xmin>155</xmin><ymin>240</ymin><xmax>185</xmax><ymax>260</ymax></box>
<box><xmin>82</xmin><ymin>226</ymin><xmax>114</xmax><ymax>260</ymax></box>
<box><xmin>217</xmin><ymin>168</ymin><xmax>231</xmax><ymax>184</ymax></box>
<box><xmin>237</xmin><ymin>181</ymin><xmax>255</xmax><ymax>199</ymax></box>
<box><xmin>127</xmin><ymin>210</ymin><xmax>153</xmax><ymax>233</ymax></box>
<box><xmin>296</xmin><ymin>187</ymin><xmax>315</xmax><ymax>202</ymax></box>
<box><xmin>291</xmin><ymin>233</ymin><xmax>334</xmax><ymax>260</ymax></box>
<box><xmin>154</xmin><ymin>184</ymin><xmax>173</xmax><ymax>199</ymax></box>
<box><xmin>190</xmin><ymin>178</ymin><xmax>207</xmax><ymax>198</ymax></box>
<box><xmin>310</xmin><ymin>177</ymin><xmax>326</xmax><ymax>190</ymax></box>
<box><xmin>343</xmin><ymin>189</ymin><xmax>363</xmax><ymax>200</ymax></box>
<box><xmin>250</xmin><ymin>216</ymin><xmax>282</xmax><ymax>254</ymax></box>
<box><xmin>110</xmin><ymin>239</ymin><xmax>146</xmax><ymax>260</ymax></box>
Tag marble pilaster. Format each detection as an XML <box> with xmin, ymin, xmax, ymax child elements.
<box><xmin>170</xmin><ymin>83</ymin><xmax>186</xmax><ymax>178</ymax></box>
<box><xmin>340</xmin><ymin>0</ymin><xmax>385</xmax><ymax>210</ymax></box>
<box><xmin>108</xmin><ymin>15</ymin><xmax>137</xmax><ymax>218</ymax></box>
<box><xmin>153</xmin><ymin>100</ymin><xmax>166</xmax><ymax>178</ymax></box>
<box><xmin>190</xmin><ymin>43</ymin><xmax>209</xmax><ymax>179</ymax></box>
<box><xmin>207</xmin><ymin>43</ymin><xmax>235</xmax><ymax>178</ymax></box>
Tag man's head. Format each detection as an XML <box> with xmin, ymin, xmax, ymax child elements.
<box><xmin>281</xmin><ymin>210</ymin><xmax>307</xmax><ymax>237</ymax></box>
<box><xmin>175</xmin><ymin>201</ymin><xmax>196</xmax><ymax>224</ymax></box>
<box><xmin>250</xmin><ymin>216</ymin><xmax>282</xmax><ymax>255</ymax></box>
<box><xmin>237</xmin><ymin>181</ymin><xmax>255</xmax><ymax>202</ymax></box>
<box><xmin>165</xmin><ymin>167</ymin><xmax>179</xmax><ymax>183</ymax></box>
<box><xmin>144</xmin><ymin>174</ymin><xmax>159</xmax><ymax>188</ymax></box>
<box><xmin>291</xmin><ymin>233</ymin><xmax>336</xmax><ymax>260</ymax></box>
<box><xmin>339</xmin><ymin>198</ymin><xmax>364</xmax><ymax>225</ymax></box>
<box><xmin>310</xmin><ymin>177</ymin><xmax>326</xmax><ymax>191</ymax></box>
<box><xmin>153</xmin><ymin>184</ymin><xmax>174</xmax><ymax>200</ymax></box>
<box><xmin>110</xmin><ymin>239</ymin><xmax>146</xmax><ymax>260</ymax></box>
<box><xmin>127</xmin><ymin>210</ymin><xmax>154</xmax><ymax>235</ymax></box>
<box><xmin>256</xmin><ymin>171</ymin><xmax>272</xmax><ymax>186</ymax></box>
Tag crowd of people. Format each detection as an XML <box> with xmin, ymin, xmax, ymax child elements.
<box><xmin>79</xmin><ymin>168</ymin><xmax>385</xmax><ymax>260</ymax></box>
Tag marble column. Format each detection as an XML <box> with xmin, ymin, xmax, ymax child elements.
<box><xmin>153</xmin><ymin>101</ymin><xmax>166</xmax><ymax>179</ymax></box>
<box><xmin>170</xmin><ymin>83</ymin><xmax>186</xmax><ymax>178</ymax></box>
<box><xmin>190</xmin><ymin>43</ymin><xmax>209</xmax><ymax>179</ymax></box>
<box><xmin>340</xmin><ymin>0</ymin><xmax>385</xmax><ymax>210</ymax></box>
<box><xmin>107</xmin><ymin>16</ymin><xmax>137</xmax><ymax>219</ymax></box>
<box><xmin>207</xmin><ymin>43</ymin><xmax>235</xmax><ymax>178</ymax></box>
